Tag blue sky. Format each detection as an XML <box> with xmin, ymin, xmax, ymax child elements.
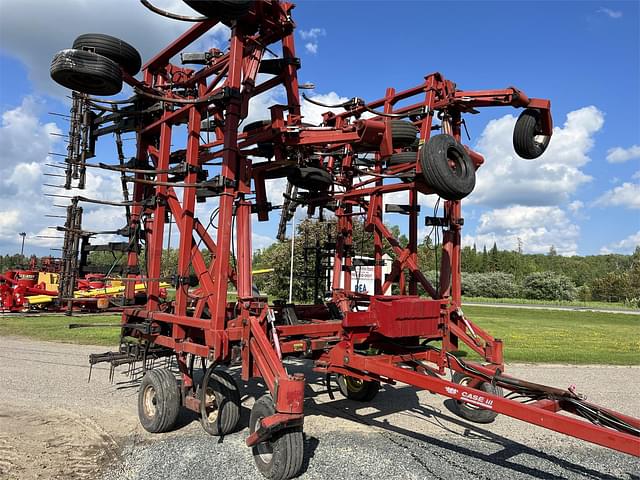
<box><xmin>0</xmin><ymin>0</ymin><xmax>638</xmax><ymax>258</ymax></box>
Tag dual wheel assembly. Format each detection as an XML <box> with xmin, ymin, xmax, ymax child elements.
<box><xmin>137</xmin><ymin>367</ymin><xmax>303</xmax><ymax>480</ymax></box>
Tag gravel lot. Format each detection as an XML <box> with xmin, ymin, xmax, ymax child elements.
<box><xmin>0</xmin><ymin>337</ymin><xmax>638</xmax><ymax>480</ymax></box>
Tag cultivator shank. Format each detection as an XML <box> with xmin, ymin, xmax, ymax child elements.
<box><xmin>48</xmin><ymin>1</ymin><xmax>639</xmax><ymax>477</ymax></box>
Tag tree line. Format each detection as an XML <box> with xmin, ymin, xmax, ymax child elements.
<box><xmin>2</xmin><ymin>219</ymin><xmax>638</xmax><ymax>306</ymax></box>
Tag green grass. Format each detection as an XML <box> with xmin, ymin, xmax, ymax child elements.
<box><xmin>461</xmin><ymin>306</ymin><xmax>640</xmax><ymax>365</ymax></box>
<box><xmin>0</xmin><ymin>314</ymin><xmax>121</xmax><ymax>346</ymax></box>
<box><xmin>1</xmin><ymin>307</ymin><xmax>638</xmax><ymax>364</ymax></box>
<box><xmin>462</xmin><ymin>296</ymin><xmax>636</xmax><ymax>311</ymax></box>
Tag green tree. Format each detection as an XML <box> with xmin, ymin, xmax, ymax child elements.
<box><xmin>522</xmin><ymin>272</ymin><xmax>577</xmax><ymax>301</ymax></box>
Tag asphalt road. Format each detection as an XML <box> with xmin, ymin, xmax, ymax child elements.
<box><xmin>463</xmin><ymin>303</ymin><xmax>640</xmax><ymax>315</ymax></box>
<box><xmin>0</xmin><ymin>337</ymin><xmax>638</xmax><ymax>480</ymax></box>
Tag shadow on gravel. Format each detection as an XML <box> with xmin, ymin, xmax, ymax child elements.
<box><xmin>293</xmin><ymin>364</ymin><xmax>623</xmax><ymax>480</ymax></box>
<box><xmin>106</xmin><ymin>360</ymin><xmax>629</xmax><ymax>480</ymax></box>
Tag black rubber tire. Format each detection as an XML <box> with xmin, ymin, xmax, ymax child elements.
<box><xmin>419</xmin><ymin>134</ymin><xmax>476</xmax><ymax>200</ymax></box>
<box><xmin>388</xmin><ymin>151</ymin><xmax>418</xmax><ymax>166</ymax></box>
<box><xmin>138</xmin><ymin>369</ymin><xmax>181</xmax><ymax>433</ymax></box>
<box><xmin>513</xmin><ymin>108</ymin><xmax>550</xmax><ymax>159</ymax></box>
<box><xmin>387</xmin><ymin>152</ymin><xmax>417</xmax><ymax>182</ymax></box>
<box><xmin>183</xmin><ymin>0</ymin><xmax>254</xmax><ymax>21</ymax></box>
<box><xmin>243</xmin><ymin>119</ymin><xmax>272</xmax><ymax>133</ymax></box>
<box><xmin>337</xmin><ymin>375</ymin><xmax>380</xmax><ymax>402</ymax></box>
<box><xmin>391</xmin><ymin>120</ymin><xmax>419</xmax><ymax>148</ymax></box>
<box><xmin>200</xmin><ymin>369</ymin><xmax>241</xmax><ymax>436</ymax></box>
<box><xmin>243</xmin><ymin>120</ymin><xmax>274</xmax><ymax>157</ymax></box>
<box><xmin>263</xmin><ymin>165</ymin><xmax>295</xmax><ymax>180</ymax></box>
<box><xmin>51</xmin><ymin>49</ymin><xmax>123</xmax><ymax>96</ymax></box>
<box><xmin>452</xmin><ymin>372</ymin><xmax>503</xmax><ymax>424</ymax></box>
<box><xmin>287</xmin><ymin>166</ymin><xmax>332</xmax><ymax>191</ymax></box>
<box><xmin>72</xmin><ymin>33</ymin><xmax>142</xmax><ymax>76</ymax></box>
<box><xmin>250</xmin><ymin>395</ymin><xmax>304</xmax><ymax>480</ymax></box>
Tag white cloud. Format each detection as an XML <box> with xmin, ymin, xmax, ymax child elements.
<box><xmin>305</xmin><ymin>42</ymin><xmax>318</xmax><ymax>54</ymax></box>
<box><xmin>597</xmin><ymin>7</ymin><xmax>623</xmax><ymax>18</ymax></box>
<box><xmin>301</xmin><ymin>91</ymin><xmax>349</xmax><ymax>125</ymax></box>
<box><xmin>0</xmin><ymin>97</ymin><xmax>62</xmax><ymax>251</ymax></box>
<box><xmin>633</xmin><ymin>171</ymin><xmax>640</xmax><ymax>180</ymax></box>
<box><xmin>0</xmin><ymin>96</ymin><xmax>137</xmax><ymax>254</ymax></box>
<box><xmin>606</xmin><ymin>144</ymin><xmax>640</xmax><ymax>163</ymax></box>
<box><xmin>299</xmin><ymin>28</ymin><xmax>326</xmax><ymax>40</ymax></box>
<box><xmin>0</xmin><ymin>0</ymin><xmax>228</xmax><ymax>98</ymax></box>
<box><xmin>594</xmin><ymin>182</ymin><xmax>640</xmax><ymax>209</ymax></box>
<box><xmin>567</xmin><ymin>200</ymin><xmax>584</xmax><ymax>214</ymax></box>
<box><xmin>265</xmin><ymin>178</ymin><xmax>288</xmax><ymax>206</ymax></box>
<box><xmin>252</xmin><ymin>232</ymin><xmax>276</xmax><ymax>251</ymax></box>
<box><xmin>469</xmin><ymin>106</ymin><xmax>603</xmax><ymax>207</ymax></box>
<box><xmin>299</xmin><ymin>28</ymin><xmax>325</xmax><ymax>55</ymax></box>
<box><xmin>462</xmin><ymin>206</ymin><xmax>580</xmax><ymax>256</ymax></box>
<box><xmin>600</xmin><ymin>231</ymin><xmax>640</xmax><ymax>254</ymax></box>
<box><xmin>0</xmin><ymin>97</ymin><xmax>61</xmax><ymax>171</ymax></box>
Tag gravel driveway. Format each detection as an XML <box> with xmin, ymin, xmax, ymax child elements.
<box><xmin>0</xmin><ymin>337</ymin><xmax>638</xmax><ymax>480</ymax></box>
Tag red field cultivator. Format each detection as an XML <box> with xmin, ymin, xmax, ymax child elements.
<box><xmin>48</xmin><ymin>1</ymin><xmax>639</xmax><ymax>478</ymax></box>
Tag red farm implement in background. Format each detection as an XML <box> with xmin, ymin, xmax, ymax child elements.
<box><xmin>46</xmin><ymin>1</ymin><xmax>639</xmax><ymax>478</ymax></box>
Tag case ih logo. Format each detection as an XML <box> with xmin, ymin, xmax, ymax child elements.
<box><xmin>445</xmin><ymin>386</ymin><xmax>458</xmax><ymax>395</ymax></box>
<box><xmin>461</xmin><ymin>391</ymin><xmax>494</xmax><ymax>409</ymax></box>
<box><xmin>17</xmin><ymin>274</ymin><xmax>37</xmax><ymax>281</ymax></box>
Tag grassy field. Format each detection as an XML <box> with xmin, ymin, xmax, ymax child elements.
<box><xmin>0</xmin><ymin>306</ymin><xmax>638</xmax><ymax>364</ymax></box>
<box><xmin>462</xmin><ymin>306</ymin><xmax>639</xmax><ymax>365</ymax></box>
<box><xmin>0</xmin><ymin>313</ymin><xmax>121</xmax><ymax>346</ymax></box>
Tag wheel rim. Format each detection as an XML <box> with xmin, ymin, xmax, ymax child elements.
<box><xmin>253</xmin><ymin>416</ymin><xmax>273</xmax><ymax>463</ymax></box>
<box><xmin>446</xmin><ymin>147</ymin><xmax>465</xmax><ymax>178</ymax></box>
<box><xmin>458</xmin><ymin>377</ymin><xmax>482</xmax><ymax>410</ymax></box>
<box><xmin>345</xmin><ymin>376</ymin><xmax>365</xmax><ymax>393</ymax></box>
<box><xmin>533</xmin><ymin>134</ymin><xmax>550</xmax><ymax>150</ymax></box>
<box><xmin>533</xmin><ymin>117</ymin><xmax>550</xmax><ymax>153</ymax></box>
<box><xmin>143</xmin><ymin>385</ymin><xmax>158</xmax><ymax>418</ymax></box>
<box><xmin>205</xmin><ymin>387</ymin><xmax>219</xmax><ymax>423</ymax></box>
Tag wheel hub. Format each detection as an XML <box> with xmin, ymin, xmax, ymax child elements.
<box><xmin>254</xmin><ymin>416</ymin><xmax>274</xmax><ymax>463</ymax></box>
<box><xmin>143</xmin><ymin>385</ymin><xmax>158</xmax><ymax>417</ymax></box>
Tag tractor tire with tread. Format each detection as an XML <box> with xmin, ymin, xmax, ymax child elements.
<box><xmin>451</xmin><ymin>371</ymin><xmax>503</xmax><ymax>424</ymax></box>
<box><xmin>387</xmin><ymin>151</ymin><xmax>417</xmax><ymax>182</ymax></box>
<box><xmin>287</xmin><ymin>166</ymin><xmax>332</xmax><ymax>191</ymax></box>
<box><xmin>388</xmin><ymin>151</ymin><xmax>418</xmax><ymax>166</ymax></box>
<box><xmin>137</xmin><ymin>369</ymin><xmax>181</xmax><ymax>433</ymax></box>
<box><xmin>243</xmin><ymin>120</ymin><xmax>274</xmax><ymax>158</ymax></box>
<box><xmin>391</xmin><ymin>120</ymin><xmax>419</xmax><ymax>148</ymax></box>
<box><xmin>50</xmin><ymin>49</ymin><xmax>123</xmax><ymax>96</ymax></box>
<box><xmin>250</xmin><ymin>394</ymin><xmax>304</xmax><ymax>480</ymax></box>
<box><xmin>200</xmin><ymin>369</ymin><xmax>241</xmax><ymax>436</ymax></box>
<box><xmin>419</xmin><ymin>134</ymin><xmax>475</xmax><ymax>200</ymax></box>
<box><xmin>72</xmin><ymin>33</ymin><xmax>142</xmax><ymax>76</ymax></box>
<box><xmin>513</xmin><ymin>108</ymin><xmax>550</xmax><ymax>159</ymax></box>
<box><xmin>183</xmin><ymin>0</ymin><xmax>254</xmax><ymax>21</ymax></box>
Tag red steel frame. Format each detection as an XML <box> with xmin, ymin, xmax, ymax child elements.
<box><xmin>114</xmin><ymin>0</ymin><xmax>639</xmax><ymax>460</ymax></box>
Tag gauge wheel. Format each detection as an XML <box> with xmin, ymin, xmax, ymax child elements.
<box><xmin>337</xmin><ymin>375</ymin><xmax>380</xmax><ymax>402</ymax></box>
<box><xmin>250</xmin><ymin>394</ymin><xmax>304</xmax><ymax>480</ymax></box>
<box><xmin>452</xmin><ymin>371</ymin><xmax>503</xmax><ymax>424</ymax></box>
<box><xmin>138</xmin><ymin>369</ymin><xmax>181</xmax><ymax>433</ymax></box>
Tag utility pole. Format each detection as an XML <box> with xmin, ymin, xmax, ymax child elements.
<box><xmin>288</xmin><ymin>218</ymin><xmax>296</xmax><ymax>303</ymax></box>
<box><xmin>19</xmin><ymin>232</ymin><xmax>26</xmax><ymax>257</ymax></box>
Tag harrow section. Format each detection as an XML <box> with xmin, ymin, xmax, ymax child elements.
<box><xmin>47</xmin><ymin>1</ymin><xmax>639</xmax><ymax>478</ymax></box>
